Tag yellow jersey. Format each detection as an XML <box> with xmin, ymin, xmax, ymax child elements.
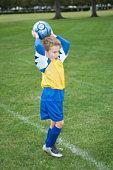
<box><xmin>34</xmin><ymin>35</ymin><xmax>70</xmax><ymax>90</ymax></box>
<box><xmin>41</xmin><ymin>59</ymin><xmax>65</xmax><ymax>90</ymax></box>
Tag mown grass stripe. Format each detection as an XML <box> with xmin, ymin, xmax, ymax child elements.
<box><xmin>0</xmin><ymin>103</ymin><xmax>110</xmax><ymax>170</ymax></box>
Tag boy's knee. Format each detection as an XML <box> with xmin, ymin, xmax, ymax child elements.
<box><xmin>56</xmin><ymin>120</ymin><xmax>64</xmax><ymax>128</ymax></box>
<box><xmin>50</xmin><ymin>121</ymin><xmax>56</xmax><ymax>128</ymax></box>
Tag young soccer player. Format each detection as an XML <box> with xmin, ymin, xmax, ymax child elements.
<box><xmin>32</xmin><ymin>30</ymin><xmax>70</xmax><ymax>157</ymax></box>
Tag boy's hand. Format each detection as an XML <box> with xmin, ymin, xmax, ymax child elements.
<box><xmin>51</xmin><ymin>30</ymin><xmax>57</xmax><ymax>38</ymax></box>
<box><xmin>32</xmin><ymin>29</ymin><xmax>57</xmax><ymax>39</ymax></box>
<box><xmin>32</xmin><ymin>30</ymin><xmax>39</xmax><ymax>39</ymax></box>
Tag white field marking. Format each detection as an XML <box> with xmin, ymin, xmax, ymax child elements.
<box><xmin>0</xmin><ymin>103</ymin><xmax>46</xmax><ymax>132</ymax></box>
<box><xmin>1</xmin><ymin>103</ymin><xmax>110</xmax><ymax>170</ymax></box>
<box><xmin>58</xmin><ymin>138</ymin><xmax>111</xmax><ymax>170</ymax></box>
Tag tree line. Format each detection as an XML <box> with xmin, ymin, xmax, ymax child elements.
<box><xmin>0</xmin><ymin>0</ymin><xmax>112</xmax><ymax>10</ymax></box>
<box><xmin>0</xmin><ymin>0</ymin><xmax>113</xmax><ymax>18</ymax></box>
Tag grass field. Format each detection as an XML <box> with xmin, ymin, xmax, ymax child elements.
<box><xmin>0</xmin><ymin>10</ymin><xmax>113</xmax><ymax>170</ymax></box>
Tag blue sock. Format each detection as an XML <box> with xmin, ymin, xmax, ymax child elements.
<box><xmin>45</xmin><ymin>127</ymin><xmax>52</xmax><ymax>145</ymax></box>
<box><xmin>46</xmin><ymin>126</ymin><xmax>61</xmax><ymax>148</ymax></box>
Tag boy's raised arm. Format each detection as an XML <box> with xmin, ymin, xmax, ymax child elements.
<box><xmin>34</xmin><ymin>38</ymin><xmax>50</xmax><ymax>73</ymax></box>
<box><xmin>56</xmin><ymin>35</ymin><xmax>70</xmax><ymax>62</ymax></box>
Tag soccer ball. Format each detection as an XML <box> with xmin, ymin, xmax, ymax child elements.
<box><xmin>32</xmin><ymin>21</ymin><xmax>52</xmax><ymax>39</ymax></box>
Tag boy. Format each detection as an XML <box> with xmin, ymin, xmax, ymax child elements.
<box><xmin>32</xmin><ymin>31</ymin><xmax>70</xmax><ymax>157</ymax></box>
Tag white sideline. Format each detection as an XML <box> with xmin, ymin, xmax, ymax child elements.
<box><xmin>1</xmin><ymin>103</ymin><xmax>110</xmax><ymax>170</ymax></box>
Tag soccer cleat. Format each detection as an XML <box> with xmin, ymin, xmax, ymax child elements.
<box><xmin>42</xmin><ymin>145</ymin><xmax>63</xmax><ymax>158</ymax></box>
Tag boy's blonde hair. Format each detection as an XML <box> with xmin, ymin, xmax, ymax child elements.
<box><xmin>42</xmin><ymin>36</ymin><xmax>61</xmax><ymax>51</ymax></box>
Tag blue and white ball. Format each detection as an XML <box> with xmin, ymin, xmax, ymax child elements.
<box><xmin>32</xmin><ymin>21</ymin><xmax>52</xmax><ymax>39</ymax></box>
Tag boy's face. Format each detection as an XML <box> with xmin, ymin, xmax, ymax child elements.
<box><xmin>46</xmin><ymin>45</ymin><xmax>60</xmax><ymax>59</ymax></box>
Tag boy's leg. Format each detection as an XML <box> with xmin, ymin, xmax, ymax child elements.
<box><xmin>56</xmin><ymin>120</ymin><xmax>64</xmax><ymax>129</ymax></box>
<box><xmin>43</xmin><ymin>100</ymin><xmax>64</xmax><ymax>157</ymax></box>
<box><xmin>45</xmin><ymin>120</ymin><xmax>64</xmax><ymax>148</ymax></box>
<box><xmin>43</xmin><ymin>120</ymin><xmax>64</xmax><ymax>157</ymax></box>
<box><xmin>51</xmin><ymin>120</ymin><xmax>56</xmax><ymax>128</ymax></box>
<box><xmin>45</xmin><ymin>120</ymin><xmax>56</xmax><ymax>145</ymax></box>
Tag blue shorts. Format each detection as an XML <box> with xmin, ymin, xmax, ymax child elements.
<box><xmin>40</xmin><ymin>101</ymin><xmax>64</xmax><ymax>122</ymax></box>
<box><xmin>40</xmin><ymin>87</ymin><xmax>64</xmax><ymax>122</ymax></box>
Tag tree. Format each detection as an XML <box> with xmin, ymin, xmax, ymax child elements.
<box><xmin>53</xmin><ymin>0</ymin><xmax>64</xmax><ymax>19</ymax></box>
<box><xmin>74</xmin><ymin>0</ymin><xmax>98</xmax><ymax>17</ymax></box>
<box><xmin>91</xmin><ymin>0</ymin><xmax>98</xmax><ymax>17</ymax></box>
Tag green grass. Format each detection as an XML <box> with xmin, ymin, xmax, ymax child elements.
<box><xmin>0</xmin><ymin>10</ymin><xmax>113</xmax><ymax>170</ymax></box>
